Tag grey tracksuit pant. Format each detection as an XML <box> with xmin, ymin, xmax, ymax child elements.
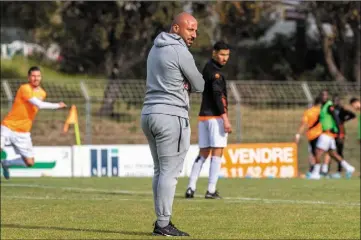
<box><xmin>141</xmin><ymin>113</ymin><xmax>190</xmax><ymax>225</ymax></box>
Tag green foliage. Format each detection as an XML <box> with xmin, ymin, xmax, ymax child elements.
<box><xmin>298</xmin><ymin>64</ymin><xmax>327</xmax><ymax>82</ymax></box>
<box><xmin>0</xmin><ymin>1</ymin><xmax>359</xmax><ymax>82</ymax></box>
<box><xmin>0</xmin><ymin>56</ymin><xmax>100</xmax><ymax>82</ymax></box>
<box><xmin>243</xmin><ymin>34</ymin><xmax>295</xmax><ymax>80</ymax></box>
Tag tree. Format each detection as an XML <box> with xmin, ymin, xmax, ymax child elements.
<box><xmin>0</xmin><ymin>1</ymin><xmax>59</xmax><ymax>43</ymax></box>
<box><xmin>2</xmin><ymin>1</ymin><xmax>358</xmax><ymax>88</ymax></box>
<box><xmin>97</xmin><ymin>2</ymin><xmax>184</xmax><ymax>116</ymax></box>
<box><xmin>349</xmin><ymin>1</ymin><xmax>361</xmax><ymax>86</ymax></box>
<box><xmin>310</xmin><ymin>1</ymin><xmax>360</xmax><ymax>83</ymax></box>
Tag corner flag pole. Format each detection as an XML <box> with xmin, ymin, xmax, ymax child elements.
<box><xmin>73</xmin><ymin>122</ymin><xmax>81</xmax><ymax>145</ymax></box>
<box><xmin>63</xmin><ymin>105</ymin><xmax>81</xmax><ymax>145</ymax></box>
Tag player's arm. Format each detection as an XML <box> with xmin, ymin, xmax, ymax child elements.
<box><xmin>28</xmin><ymin>97</ymin><xmax>66</xmax><ymax>109</ymax></box>
<box><xmin>295</xmin><ymin>116</ymin><xmax>307</xmax><ymax>143</ymax></box>
<box><xmin>177</xmin><ymin>48</ymin><xmax>204</xmax><ymax>93</ymax></box>
<box><xmin>20</xmin><ymin>85</ymin><xmax>66</xmax><ymax>109</ymax></box>
<box><xmin>328</xmin><ymin>105</ymin><xmax>342</xmax><ymax>135</ymax></box>
<box><xmin>212</xmin><ymin>75</ymin><xmax>231</xmax><ymax>133</ymax></box>
<box><xmin>340</xmin><ymin>108</ymin><xmax>356</xmax><ymax>122</ymax></box>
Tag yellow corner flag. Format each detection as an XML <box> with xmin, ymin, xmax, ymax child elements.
<box><xmin>63</xmin><ymin>105</ymin><xmax>81</xmax><ymax>145</ymax></box>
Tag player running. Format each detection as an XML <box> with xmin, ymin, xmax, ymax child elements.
<box><xmin>185</xmin><ymin>41</ymin><xmax>231</xmax><ymax>199</ymax></box>
<box><xmin>322</xmin><ymin>95</ymin><xmax>355</xmax><ymax>178</ymax></box>
<box><xmin>308</xmin><ymin>90</ymin><xmax>355</xmax><ymax>179</ymax></box>
<box><xmin>1</xmin><ymin>66</ymin><xmax>67</xmax><ymax>179</ymax></box>
<box><xmin>295</xmin><ymin>96</ymin><xmax>329</xmax><ymax>177</ymax></box>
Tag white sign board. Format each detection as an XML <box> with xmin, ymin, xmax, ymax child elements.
<box><xmin>73</xmin><ymin>145</ymin><xmax>155</xmax><ymax>177</ymax></box>
<box><xmin>1</xmin><ymin>146</ymin><xmax>72</xmax><ymax>177</ymax></box>
<box><xmin>72</xmin><ymin>145</ymin><xmax>203</xmax><ymax>177</ymax></box>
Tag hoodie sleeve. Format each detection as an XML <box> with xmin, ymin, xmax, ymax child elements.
<box><xmin>177</xmin><ymin>48</ymin><xmax>204</xmax><ymax>93</ymax></box>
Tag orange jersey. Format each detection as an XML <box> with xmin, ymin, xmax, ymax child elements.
<box><xmin>2</xmin><ymin>83</ymin><xmax>46</xmax><ymax>132</ymax></box>
<box><xmin>302</xmin><ymin>105</ymin><xmax>322</xmax><ymax>140</ymax></box>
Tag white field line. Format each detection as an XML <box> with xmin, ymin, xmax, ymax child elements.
<box><xmin>2</xmin><ymin>195</ymin><xmax>152</xmax><ymax>202</ymax></box>
<box><xmin>1</xmin><ymin>183</ymin><xmax>360</xmax><ymax>207</ymax></box>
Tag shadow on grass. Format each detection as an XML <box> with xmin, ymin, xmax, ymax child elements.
<box><xmin>1</xmin><ymin>223</ymin><xmax>151</xmax><ymax>236</ymax></box>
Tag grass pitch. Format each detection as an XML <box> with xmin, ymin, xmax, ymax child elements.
<box><xmin>1</xmin><ymin>177</ymin><xmax>360</xmax><ymax>239</ymax></box>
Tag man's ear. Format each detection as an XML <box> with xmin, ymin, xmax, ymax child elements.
<box><xmin>171</xmin><ymin>24</ymin><xmax>180</xmax><ymax>33</ymax></box>
<box><xmin>212</xmin><ymin>50</ymin><xmax>217</xmax><ymax>58</ymax></box>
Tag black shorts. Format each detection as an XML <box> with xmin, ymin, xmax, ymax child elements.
<box><xmin>308</xmin><ymin>137</ymin><xmax>319</xmax><ymax>157</ymax></box>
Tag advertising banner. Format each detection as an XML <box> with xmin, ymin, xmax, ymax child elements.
<box><xmin>1</xmin><ymin>143</ymin><xmax>297</xmax><ymax>178</ymax></box>
<box><xmin>1</xmin><ymin>146</ymin><xmax>72</xmax><ymax>177</ymax></box>
<box><xmin>221</xmin><ymin>143</ymin><xmax>298</xmax><ymax>178</ymax></box>
<box><xmin>72</xmin><ymin>145</ymin><xmax>189</xmax><ymax>177</ymax></box>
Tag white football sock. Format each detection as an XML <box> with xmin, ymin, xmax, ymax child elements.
<box><xmin>321</xmin><ymin>163</ymin><xmax>329</xmax><ymax>173</ymax></box>
<box><xmin>208</xmin><ymin>156</ymin><xmax>222</xmax><ymax>193</ymax></box>
<box><xmin>188</xmin><ymin>156</ymin><xmax>206</xmax><ymax>191</ymax></box>
<box><xmin>312</xmin><ymin>164</ymin><xmax>321</xmax><ymax>175</ymax></box>
<box><xmin>2</xmin><ymin>157</ymin><xmax>27</xmax><ymax>167</ymax></box>
<box><xmin>340</xmin><ymin>160</ymin><xmax>354</xmax><ymax>172</ymax></box>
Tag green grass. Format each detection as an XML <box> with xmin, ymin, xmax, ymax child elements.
<box><xmin>1</xmin><ymin>57</ymin><xmax>108</xmax><ymax>100</ymax></box>
<box><xmin>1</xmin><ymin>178</ymin><xmax>360</xmax><ymax>239</ymax></box>
<box><xmin>0</xmin><ymin>56</ymin><xmax>101</xmax><ymax>83</ymax></box>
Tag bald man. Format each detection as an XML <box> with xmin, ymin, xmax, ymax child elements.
<box><xmin>141</xmin><ymin>12</ymin><xmax>204</xmax><ymax>236</ymax></box>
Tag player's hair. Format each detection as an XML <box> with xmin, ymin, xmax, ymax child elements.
<box><xmin>320</xmin><ymin>89</ymin><xmax>328</xmax><ymax>94</ymax></box>
<box><xmin>332</xmin><ymin>94</ymin><xmax>340</xmax><ymax>101</ymax></box>
<box><xmin>213</xmin><ymin>41</ymin><xmax>230</xmax><ymax>51</ymax></box>
<box><xmin>349</xmin><ymin>97</ymin><xmax>360</xmax><ymax>104</ymax></box>
<box><xmin>317</xmin><ymin>89</ymin><xmax>329</xmax><ymax>100</ymax></box>
<box><xmin>314</xmin><ymin>96</ymin><xmax>322</xmax><ymax>105</ymax></box>
<box><xmin>28</xmin><ymin>66</ymin><xmax>41</xmax><ymax>76</ymax></box>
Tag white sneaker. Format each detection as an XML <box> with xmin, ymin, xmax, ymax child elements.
<box><xmin>308</xmin><ymin>174</ymin><xmax>321</xmax><ymax>180</ymax></box>
<box><xmin>345</xmin><ymin>166</ymin><xmax>355</xmax><ymax>179</ymax></box>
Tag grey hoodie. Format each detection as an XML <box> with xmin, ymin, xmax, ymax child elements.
<box><xmin>141</xmin><ymin>32</ymin><xmax>204</xmax><ymax>119</ymax></box>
